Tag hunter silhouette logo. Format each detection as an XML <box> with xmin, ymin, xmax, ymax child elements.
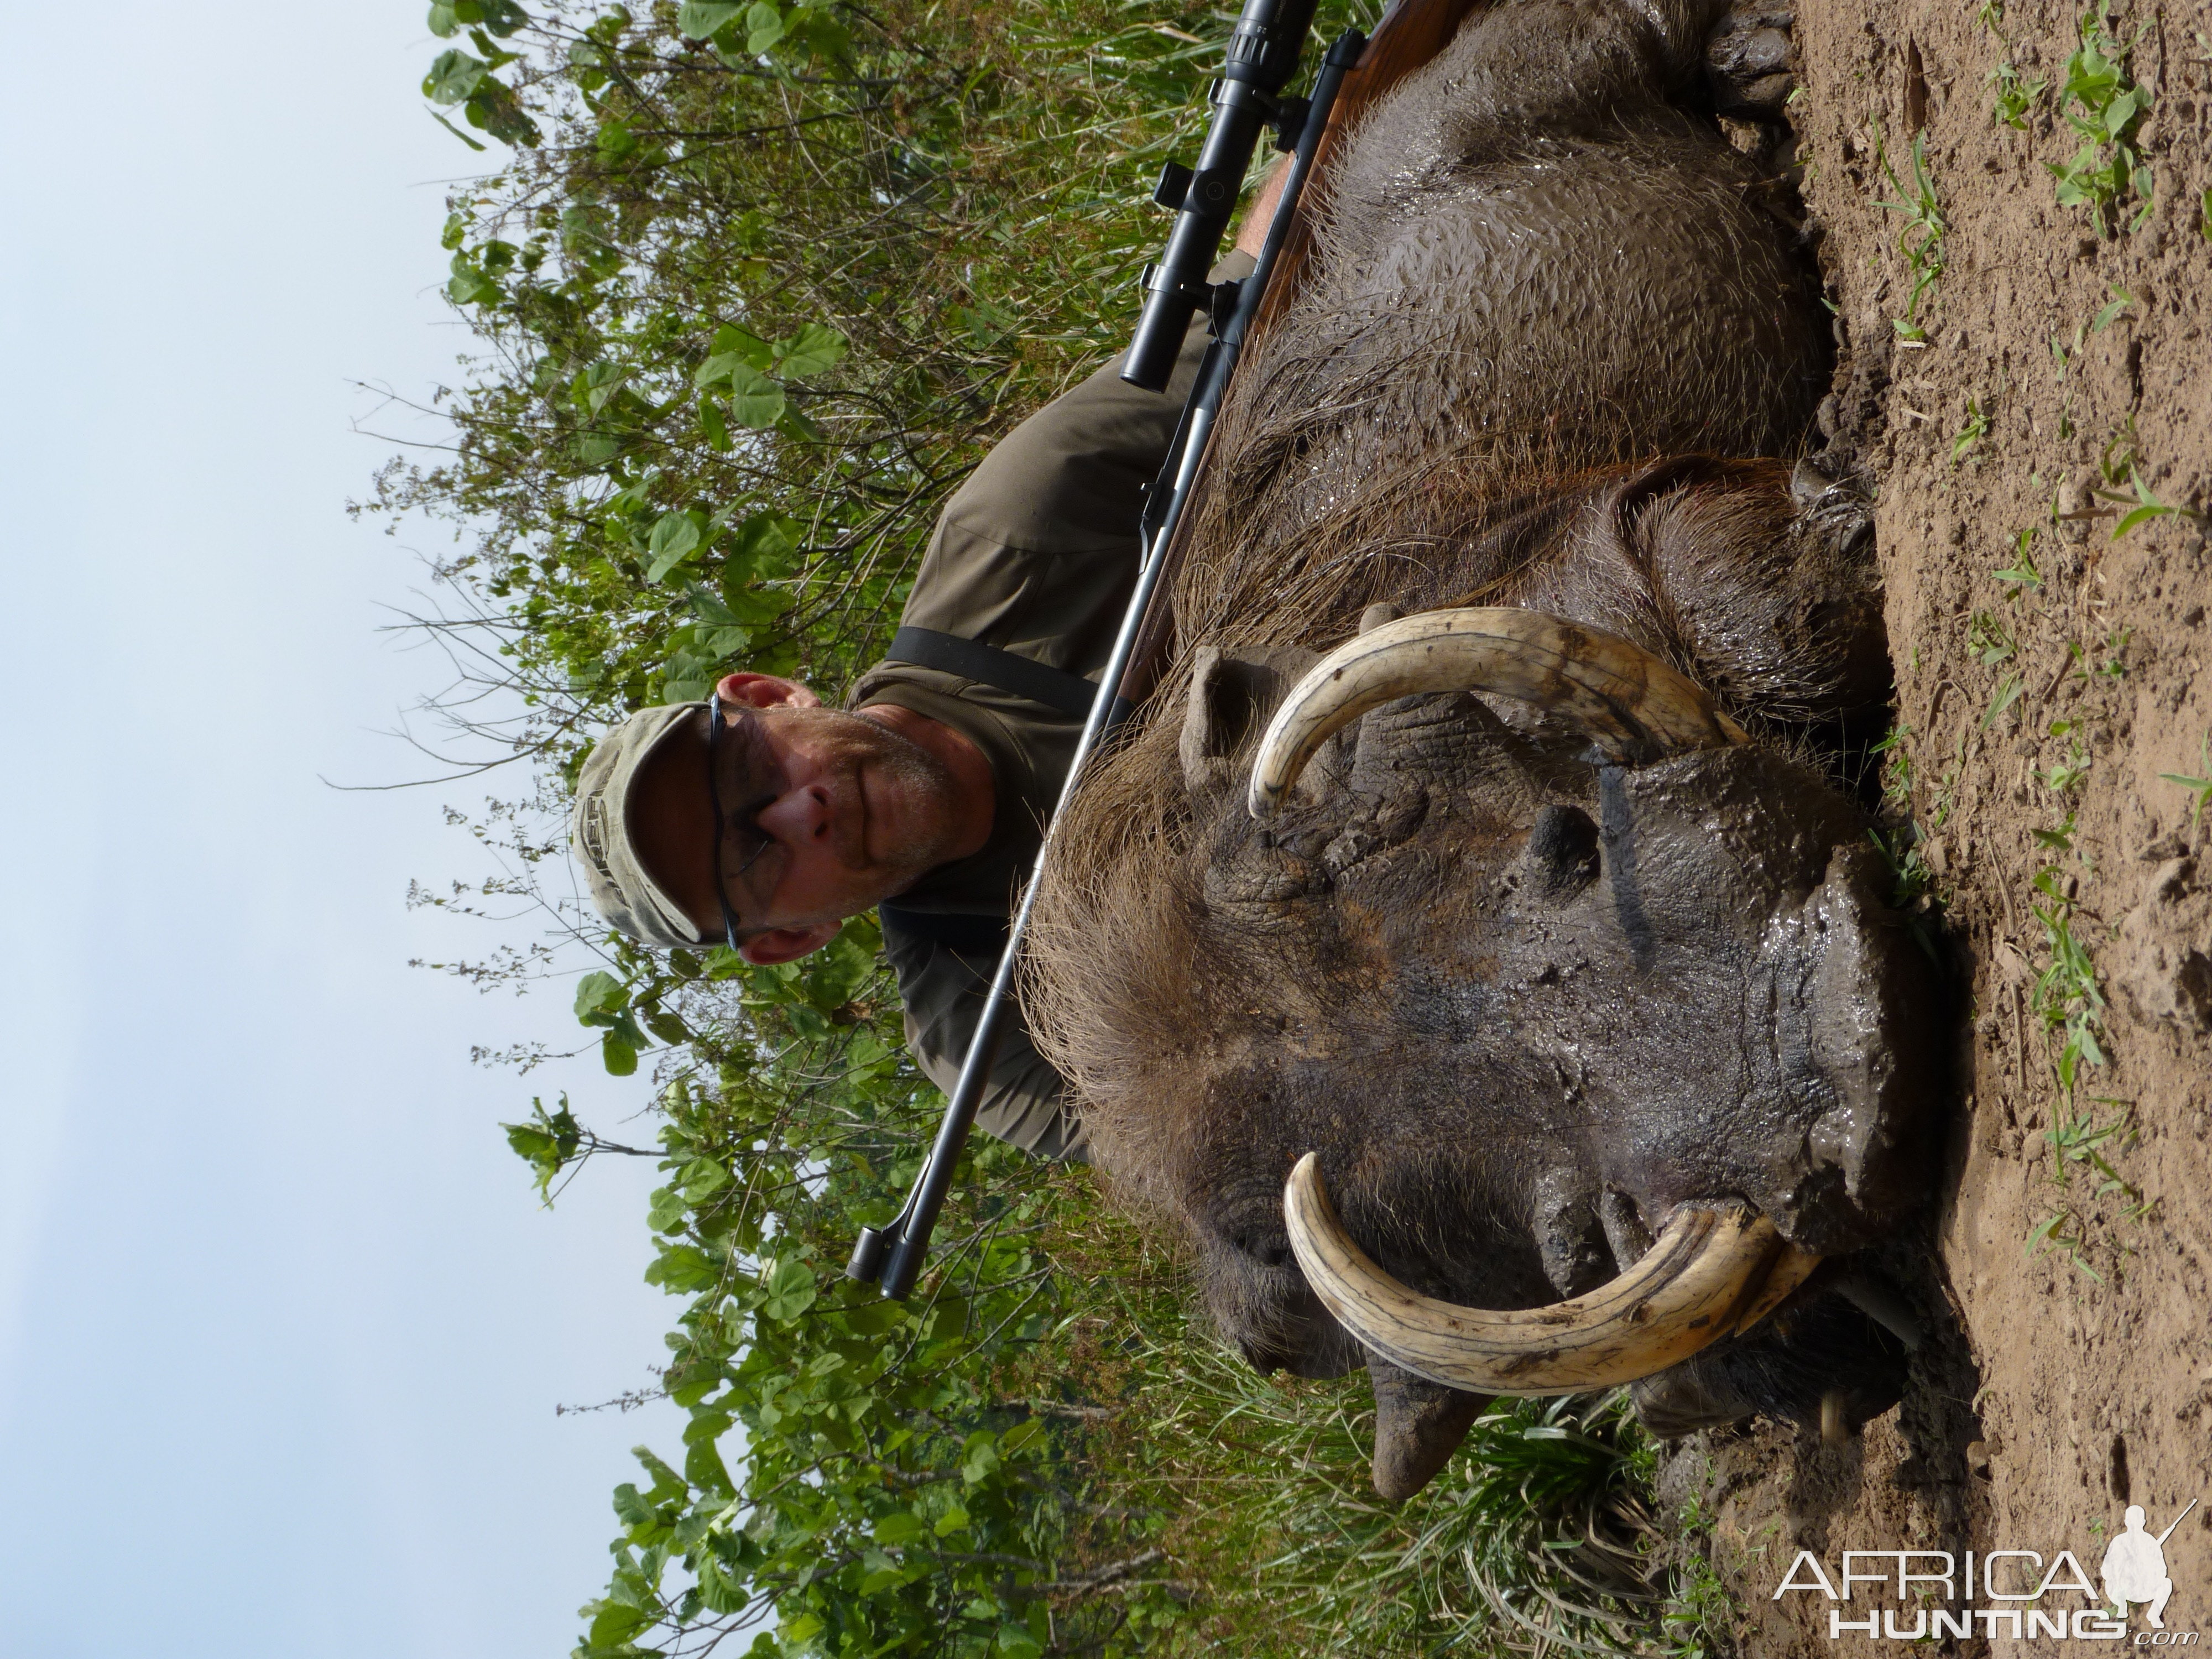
<box><xmin>1770</xmin><ymin>1496</ymin><xmax>2200</xmax><ymax>1642</ymax></box>
<box><xmin>2105</xmin><ymin>1501</ymin><xmax>2196</xmax><ymax>1631</ymax></box>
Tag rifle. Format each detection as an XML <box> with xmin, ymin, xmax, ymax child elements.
<box><xmin>846</xmin><ymin>0</ymin><xmax>1359</xmax><ymax>1300</ymax></box>
<box><xmin>2155</xmin><ymin>1499</ymin><xmax>2199</xmax><ymax>1546</ymax></box>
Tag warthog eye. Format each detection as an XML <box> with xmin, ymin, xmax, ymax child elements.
<box><xmin>1524</xmin><ymin>803</ymin><xmax>1601</xmax><ymax>900</ymax></box>
<box><xmin>1237</xmin><ymin>1233</ymin><xmax>1292</xmax><ymax>1270</ymax></box>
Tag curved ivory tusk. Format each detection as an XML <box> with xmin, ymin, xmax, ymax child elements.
<box><xmin>1248</xmin><ymin>608</ymin><xmax>1749</xmax><ymax>819</ymax></box>
<box><xmin>1282</xmin><ymin>1153</ymin><xmax>1820</xmax><ymax>1395</ymax></box>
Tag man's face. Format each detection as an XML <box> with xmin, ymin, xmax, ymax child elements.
<box><xmin>628</xmin><ymin>673</ymin><xmax>977</xmax><ymax>962</ymax></box>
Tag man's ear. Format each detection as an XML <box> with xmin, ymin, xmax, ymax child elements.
<box><xmin>717</xmin><ymin>671</ymin><xmax>820</xmax><ymax>710</ymax></box>
<box><xmin>738</xmin><ymin>919</ymin><xmax>842</xmax><ymax>965</ymax></box>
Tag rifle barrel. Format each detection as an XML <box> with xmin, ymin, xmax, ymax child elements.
<box><xmin>847</xmin><ymin>22</ymin><xmax>1366</xmax><ymax>1301</ymax></box>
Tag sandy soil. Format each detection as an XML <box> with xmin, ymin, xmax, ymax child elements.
<box><xmin>1658</xmin><ymin>3</ymin><xmax>2212</xmax><ymax>1652</ymax></box>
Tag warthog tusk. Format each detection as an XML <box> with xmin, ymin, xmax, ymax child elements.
<box><xmin>1282</xmin><ymin>1153</ymin><xmax>1822</xmax><ymax>1395</ymax></box>
<box><xmin>1247</xmin><ymin>607</ymin><xmax>1748</xmax><ymax>819</ymax></box>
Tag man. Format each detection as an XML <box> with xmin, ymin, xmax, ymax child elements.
<box><xmin>2101</xmin><ymin>1504</ymin><xmax>2178</xmax><ymax>1630</ymax></box>
<box><xmin>568</xmin><ymin>176</ymin><xmax>1284</xmax><ymax>1162</ymax></box>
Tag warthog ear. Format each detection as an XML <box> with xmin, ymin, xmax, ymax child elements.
<box><xmin>1179</xmin><ymin>644</ymin><xmax>1319</xmax><ymax>797</ymax></box>
<box><xmin>1367</xmin><ymin>1354</ymin><xmax>1489</xmax><ymax>1503</ymax></box>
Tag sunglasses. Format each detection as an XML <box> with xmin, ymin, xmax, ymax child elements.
<box><xmin>706</xmin><ymin>697</ymin><xmax>777</xmax><ymax>951</ymax></box>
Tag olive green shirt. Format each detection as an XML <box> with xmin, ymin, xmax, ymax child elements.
<box><xmin>849</xmin><ymin>252</ymin><xmax>1253</xmax><ymax>1160</ymax></box>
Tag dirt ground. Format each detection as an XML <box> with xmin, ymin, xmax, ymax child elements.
<box><xmin>1654</xmin><ymin>2</ymin><xmax>2212</xmax><ymax>1652</ymax></box>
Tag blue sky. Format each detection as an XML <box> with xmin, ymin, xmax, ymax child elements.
<box><xmin>0</xmin><ymin>6</ymin><xmax>693</xmax><ymax>1654</ymax></box>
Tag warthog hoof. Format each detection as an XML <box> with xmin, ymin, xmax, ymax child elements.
<box><xmin>1706</xmin><ymin>3</ymin><xmax>1796</xmax><ymax>118</ymax></box>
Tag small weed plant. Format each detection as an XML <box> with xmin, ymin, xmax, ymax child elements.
<box><xmin>2041</xmin><ymin>722</ymin><xmax>2093</xmax><ymax>793</ymax></box>
<box><xmin>2090</xmin><ymin>413</ymin><xmax>2203</xmax><ymax>539</ymax></box>
<box><xmin>1990</xmin><ymin>60</ymin><xmax>2047</xmax><ymax>128</ymax></box>
<box><xmin>1951</xmin><ymin>398</ymin><xmax>1991</xmax><ymax>465</ymax></box>
<box><xmin>1966</xmin><ymin>608</ymin><xmax>2018</xmax><ymax>666</ymax></box>
<box><xmin>2051</xmin><ymin>5</ymin><xmax>2154</xmax><ymax>235</ymax></box>
<box><xmin>2161</xmin><ymin>734</ymin><xmax>2212</xmax><ymax>829</ymax></box>
<box><xmin>1871</xmin><ymin>123</ymin><xmax>1946</xmax><ymax>340</ymax></box>
<box><xmin>2030</xmin><ymin>862</ymin><xmax>2105</xmax><ymax>1089</ymax></box>
<box><xmin>1994</xmin><ymin>528</ymin><xmax>2043</xmax><ymax>590</ymax></box>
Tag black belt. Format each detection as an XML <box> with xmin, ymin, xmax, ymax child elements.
<box><xmin>879</xmin><ymin>902</ymin><xmax>1010</xmax><ymax>962</ymax></box>
<box><xmin>886</xmin><ymin>625</ymin><xmax>1100</xmax><ymax>719</ymax></box>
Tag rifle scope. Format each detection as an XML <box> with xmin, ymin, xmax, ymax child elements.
<box><xmin>1119</xmin><ymin>0</ymin><xmax>1321</xmax><ymax>392</ymax></box>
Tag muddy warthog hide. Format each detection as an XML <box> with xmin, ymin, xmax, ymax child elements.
<box><xmin>1024</xmin><ymin>0</ymin><xmax>1945</xmax><ymax>1499</ymax></box>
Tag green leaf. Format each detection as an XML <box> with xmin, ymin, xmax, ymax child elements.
<box><xmin>709</xmin><ymin>324</ymin><xmax>775</xmax><ymax>370</ymax></box>
<box><xmin>684</xmin><ymin>1436</ymin><xmax>733</xmax><ymax>1494</ymax></box>
<box><xmin>647</xmin><ymin>1186</ymin><xmax>690</xmax><ymax>1233</ymax></box>
<box><xmin>677</xmin><ymin>0</ymin><xmax>747</xmax><ymax>38</ymax></box>
<box><xmin>745</xmin><ymin>1</ymin><xmax>786</xmax><ymax>54</ymax></box>
<box><xmin>685</xmin><ymin>581</ymin><xmax>740</xmax><ymax>627</ymax></box>
<box><xmin>646</xmin><ymin>510</ymin><xmax>706</xmax><ymax>581</ymax></box>
<box><xmin>422</xmin><ymin>48</ymin><xmax>487</xmax><ymax>106</ymax></box>
<box><xmin>1982</xmin><ymin>672</ymin><xmax>2024</xmax><ymax>729</ymax></box>
<box><xmin>775</xmin><ymin>404</ymin><xmax>826</xmax><ymax>444</ymax></box>
<box><xmin>776</xmin><ymin>322</ymin><xmax>847</xmax><ymax>378</ymax></box>
<box><xmin>726</xmin><ymin>362</ymin><xmax>786</xmax><ymax>429</ymax></box>
<box><xmin>446</xmin><ymin>251</ymin><xmax>499</xmax><ymax>305</ymax></box>
<box><xmin>611</xmin><ymin>1482</ymin><xmax>655</xmax><ymax>1526</ymax></box>
<box><xmin>575</xmin><ymin>970</ymin><xmax>630</xmax><ymax>1020</ymax></box>
<box><xmin>476</xmin><ymin>0</ymin><xmax>528</xmax><ymax>36</ymax></box>
<box><xmin>601</xmin><ymin>1027</ymin><xmax>639</xmax><ymax>1075</ymax></box>
<box><xmin>646</xmin><ymin>1245</ymin><xmax>721</xmax><ymax>1293</ymax></box>
<box><xmin>837</xmin><ymin>1298</ymin><xmax>903</xmax><ymax>1337</ymax></box>
<box><xmin>697</xmin><ymin>394</ymin><xmax>731</xmax><ymax>452</ymax></box>
<box><xmin>597</xmin><ymin>118</ymin><xmax>638</xmax><ymax>160</ymax></box>
<box><xmin>873</xmin><ymin>1510</ymin><xmax>926</xmax><ymax>1546</ymax></box>
<box><xmin>427</xmin><ymin>108</ymin><xmax>488</xmax><ymax>151</ymax></box>
<box><xmin>760</xmin><ymin>1257</ymin><xmax>818</xmax><ymax>1322</ymax></box>
<box><xmin>693</xmin><ymin>349</ymin><xmax>758</xmax><ymax>388</ymax></box>
<box><xmin>634</xmin><ymin>1446</ymin><xmax>688</xmax><ymax>1505</ymax></box>
<box><xmin>677</xmin><ymin>1156</ymin><xmax>730</xmax><ymax>1202</ymax></box>
<box><xmin>961</xmin><ymin>1430</ymin><xmax>1001</xmax><ymax>1485</ymax></box>
<box><xmin>727</xmin><ymin>510</ymin><xmax>800</xmax><ymax>572</ymax></box>
<box><xmin>500</xmin><ymin>1097</ymin><xmax>581</xmax><ymax>1198</ymax></box>
<box><xmin>586</xmin><ymin>1598</ymin><xmax>654</xmax><ymax>1646</ymax></box>
<box><xmin>578</xmin><ymin>362</ymin><xmax>628</xmax><ymax>413</ymax></box>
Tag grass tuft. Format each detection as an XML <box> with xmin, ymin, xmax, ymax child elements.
<box><xmin>2159</xmin><ymin>734</ymin><xmax>2212</xmax><ymax>830</ymax></box>
<box><xmin>1871</xmin><ymin>124</ymin><xmax>1946</xmax><ymax>340</ymax></box>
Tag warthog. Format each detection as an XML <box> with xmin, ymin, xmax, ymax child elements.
<box><xmin>1025</xmin><ymin>0</ymin><xmax>1944</xmax><ymax>1498</ymax></box>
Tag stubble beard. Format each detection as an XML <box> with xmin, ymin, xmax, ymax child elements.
<box><xmin>853</xmin><ymin>718</ymin><xmax>970</xmax><ymax>894</ymax></box>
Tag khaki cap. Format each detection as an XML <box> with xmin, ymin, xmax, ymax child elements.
<box><xmin>570</xmin><ymin>702</ymin><xmax>717</xmax><ymax>949</ymax></box>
